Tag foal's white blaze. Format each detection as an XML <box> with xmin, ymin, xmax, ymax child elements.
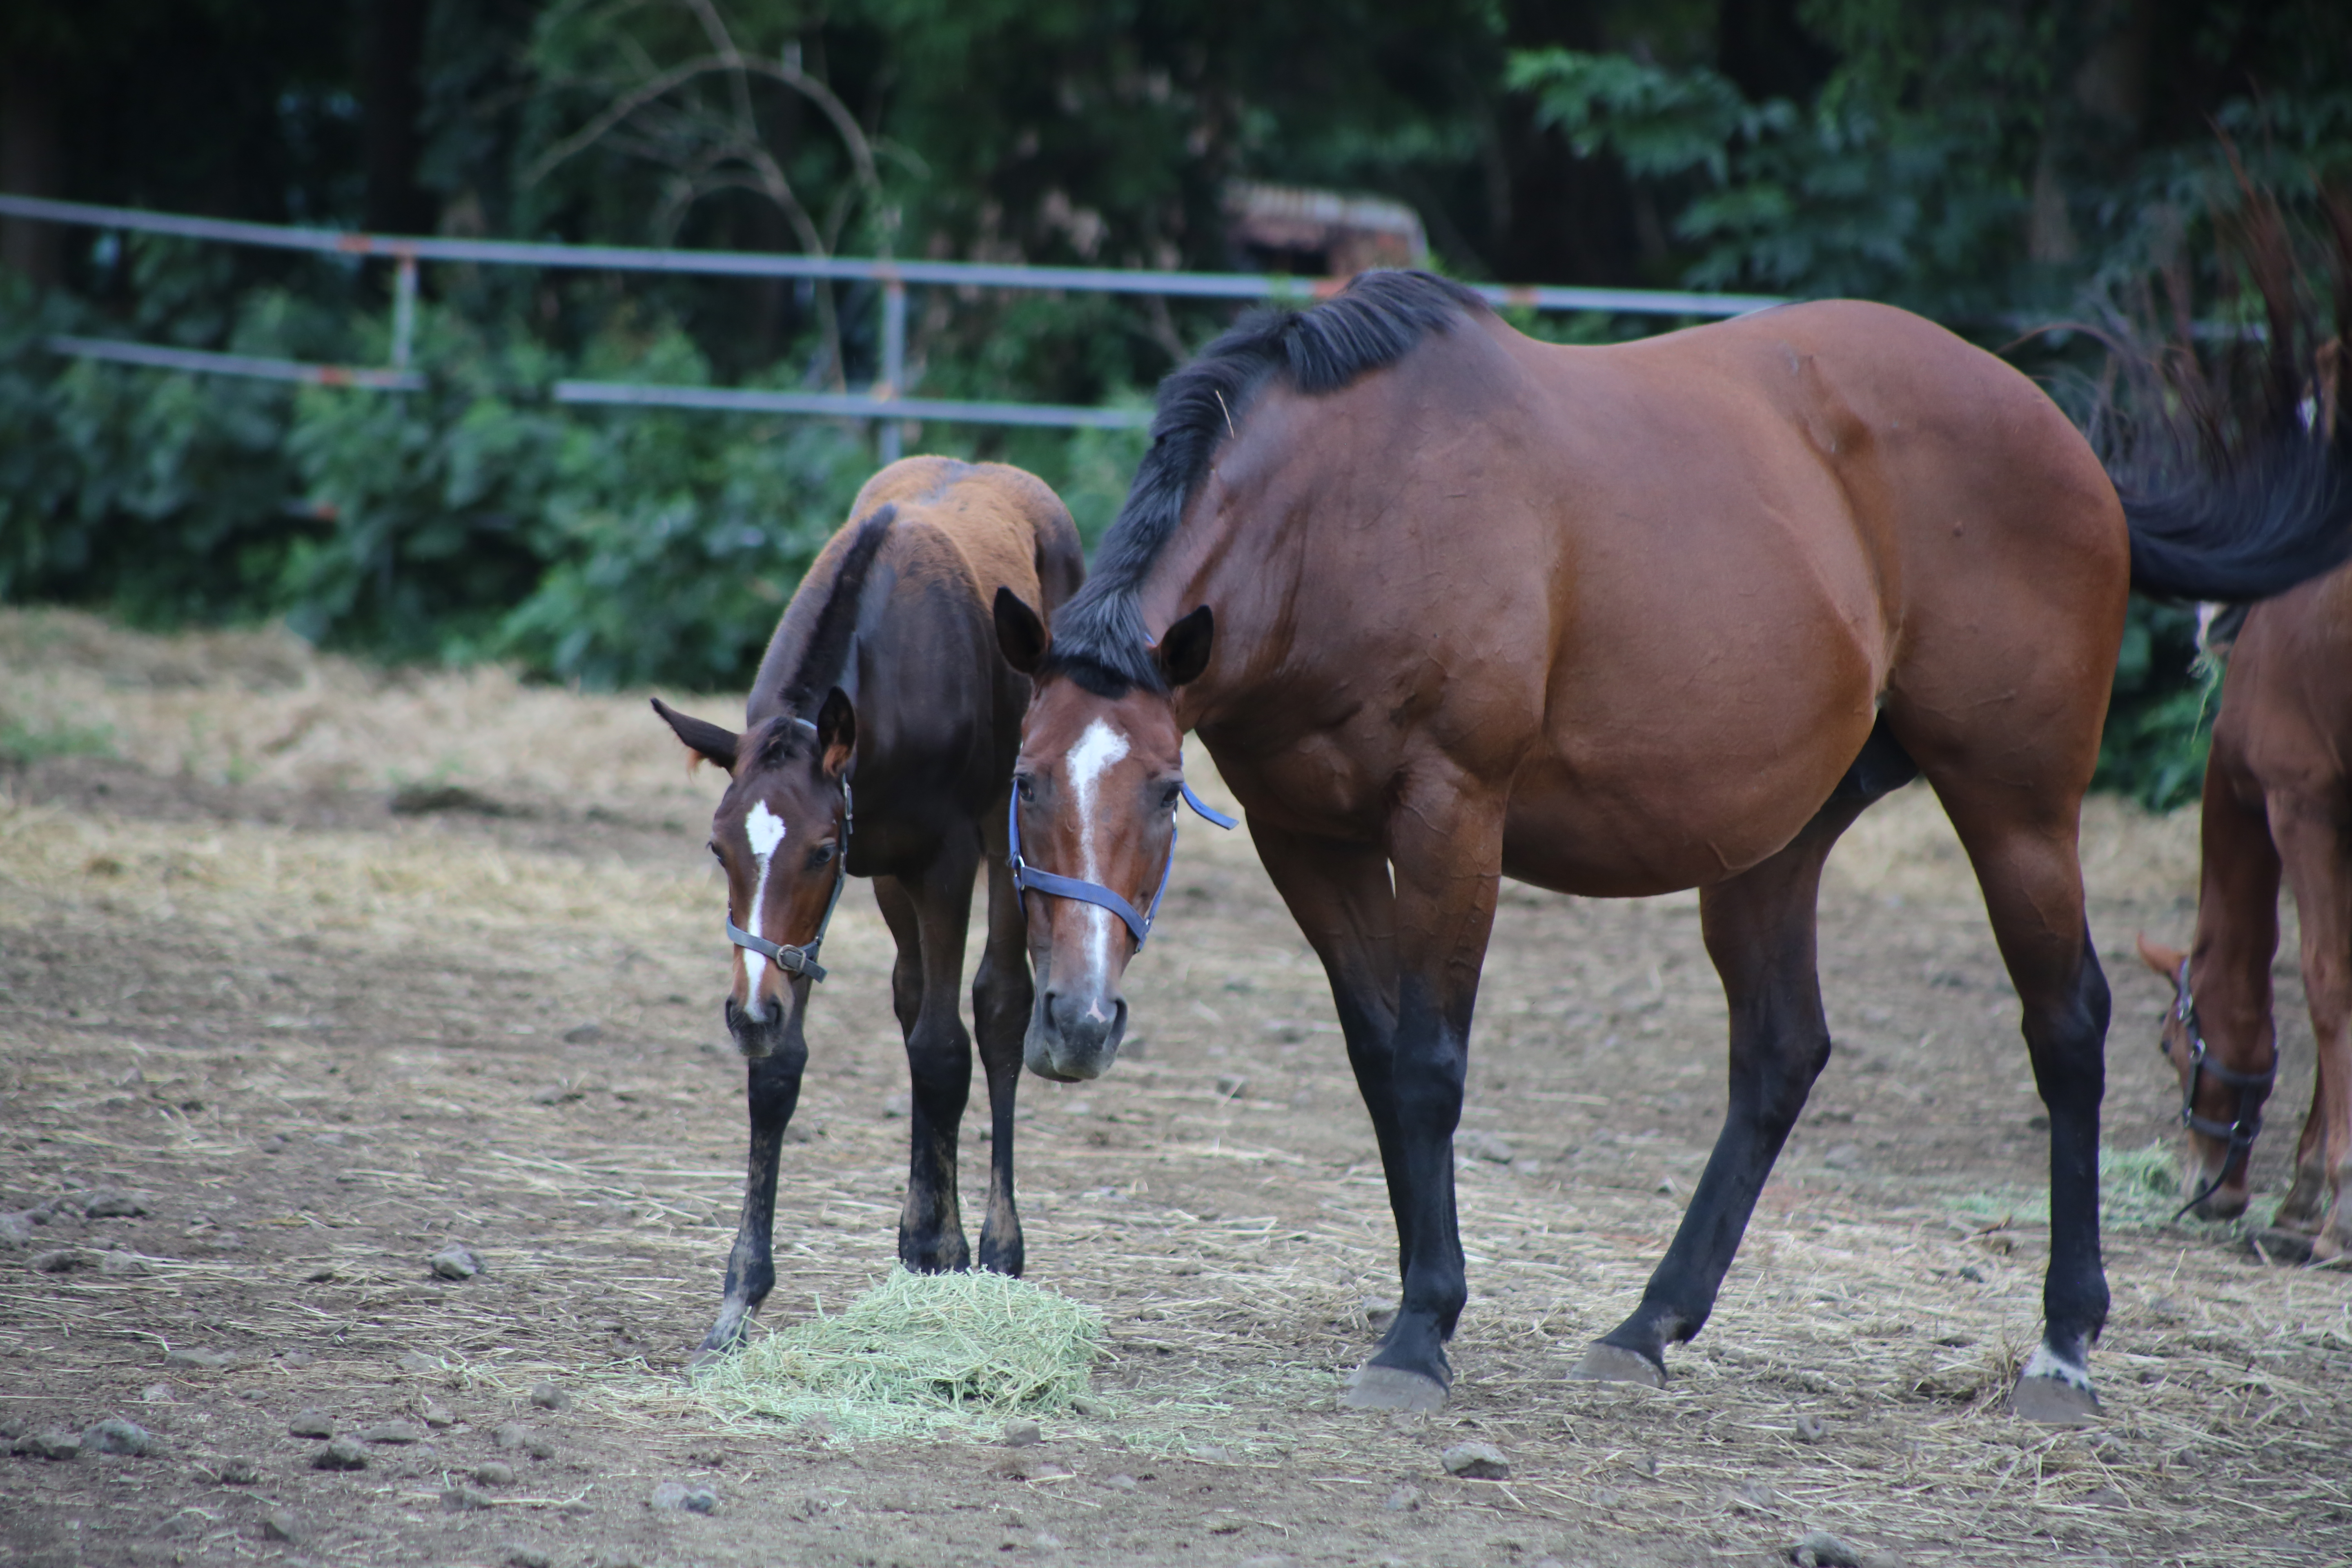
<box><xmin>739</xmin><ymin>801</ymin><xmax>788</xmax><ymax>1018</ymax></box>
<box><xmin>1066</xmin><ymin>718</ymin><xmax>1131</xmax><ymax>1003</ymax></box>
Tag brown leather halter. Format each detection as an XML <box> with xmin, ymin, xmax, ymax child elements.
<box><xmin>2167</xmin><ymin>958</ymin><xmax>2277</xmax><ymax>1219</ymax></box>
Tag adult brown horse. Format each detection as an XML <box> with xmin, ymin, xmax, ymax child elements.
<box><xmin>654</xmin><ymin>456</ymin><xmax>1082</xmax><ymax>1357</ymax></box>
<box><xmin>2136</xmin><ymin>549</ymin><xmax>2352</xmax><ymax>1258</ymax></box>
<box><xmin>990</xmin><ymin>270</ymin><xmax>2352</xmax><ymax>1423</ymax></box>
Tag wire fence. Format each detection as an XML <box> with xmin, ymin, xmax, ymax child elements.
<box><xmin>0</xmin><ymin>192</ymin><xmax>1786</xmax><ymax>457</ymax></box>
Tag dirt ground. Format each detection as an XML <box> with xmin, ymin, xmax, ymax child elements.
<box><xmin>3</xmin><ymin>607</ymin><xmax>2349</xmax><ymax>1568</ymax></box>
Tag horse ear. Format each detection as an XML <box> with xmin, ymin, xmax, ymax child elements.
<box><xmin>815</xmin><ymin>686</ymin><xmax>856</xmax><ymax>779</ymax></box>
<box><xmin>651</xmin><ymin>697</ymin><xmax>739</xmax><ymax>773</ymax></box>
<box><xmin>995</xmin><ymin>587</ymin><xmax>1048</xmax><ymax>675</ymax></box>
<box><xmin>2135</xmin><ymin>933</ymin><xmax>2187</xmax><ymax>982</ymax></box>
<box><xmin>1156</xmin><ymin>605</ymin><xmax>1214</xmax><ymax>687</ymax></box>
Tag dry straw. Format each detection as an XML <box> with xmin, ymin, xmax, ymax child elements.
<box><xmin>692</xmin><ymin>1268</ymin><xmax>1106</xmax><ymax>1441</ymax></box>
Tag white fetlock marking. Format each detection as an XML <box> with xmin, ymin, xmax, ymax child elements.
<box><xmin>2021</xmin><ymin>1343</ymin><xmax>2093</xmax><ymax>1391</ymax></box>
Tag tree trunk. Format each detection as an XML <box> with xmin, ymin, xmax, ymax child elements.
<box><xmin>0</xmin><ymin>58</ymin><xmax>63</xmax><ymax>285</ymax></box>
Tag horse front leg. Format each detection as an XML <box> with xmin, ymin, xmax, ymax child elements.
<box><xmin>891</xmin><ymin>846</ymin><xmax>982</xmax><ymax>1273</ymax></box>
<box><xmin>1275</xmin><ymin>777</ymin><xmax>1501</xmax><ymax>1412</ymax></box>
<box><xmin>1577</xmin><ymin>794</ymin><xmax>1867</xmax><ymax>1386</ymax></box>
<box><xmin>697</xmin><ymin>996</ymin><xmax>810</xmax><ymax>1361</ymax></box>
<box><xmin>2274</xmin><ymin>800</ymin><xmax>2352</xmax><ymax>1259</ymax></box>
<box><xmin>973</xmin><ymin>798</ymin><xmax>1033</xmax><ymax>1276</ymax></box>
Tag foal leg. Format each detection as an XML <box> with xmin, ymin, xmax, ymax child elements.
<box><xmin>1576</xmin><ymin>794</ymin><xmax>1870</xmax><ymax>1385</ymax></box>
<box><xmin>698</xmin><ymin>985</ymin><xmax>811</xmax><ymax>1359</ymax></box>
<box><xmin>1934</xmin><ymin>783</ymin><xmax>2111</xmax><ymax>1423</ymax></box>
<box><xmin>2273</xmin><ymin>798</ymin><xmax>2352</xmax><ymax>1259</ymax></box>
<box><xmin>973</xmin><ymin>798</ymin><xmax>1032</xmax><ymax>1275</ymax></box>
<box><xmin>893</xmin><ymin>842</ymin><xmax>983</xmax><ymax>1272</ymax></box>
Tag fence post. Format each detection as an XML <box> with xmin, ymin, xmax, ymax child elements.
<box><xmin>390</xmin><ymin>252</ymin><xmax>419</xmax><ymax>371</ymax></box>
<box><xmin>877</xmin><ymin>276</ymin><xmax>906</xmax><ymax>463</ymax></box>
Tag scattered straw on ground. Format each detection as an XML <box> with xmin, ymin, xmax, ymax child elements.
<box><xmin>693</xmin><ymin>1268</ymin><xmax>1105</xmax><ymax>1441</ymax></box>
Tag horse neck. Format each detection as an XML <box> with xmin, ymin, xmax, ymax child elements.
<box><xmin>2187</xmin><ymin>822</ymin><xmax>2281</xmax><ymax>1076</ymax></box>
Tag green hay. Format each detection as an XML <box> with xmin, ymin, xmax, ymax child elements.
<box><xmin>692</xmin><ymin>1268</ymin><xmax>1107</xmax><ymax>1443</ymax></box>
<box><xmin>1950</xmin><ymin>1140</ymin><xmax>2212</xmax><ymax>1231</ymax></box>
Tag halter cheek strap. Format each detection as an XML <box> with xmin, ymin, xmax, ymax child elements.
<box><xmin>2167</xmin><ymin>957</ymin><xmax>2276</xmax><ymax>1219</ymax></box>
<box><xmin>1007</xmin><ymin>763</ymin><xmax>1236</xmax><ymax>948</ymax></box>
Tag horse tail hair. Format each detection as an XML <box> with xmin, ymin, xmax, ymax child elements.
<box><xmin>2101</xmin><ymin>165</ymin><xmax>2352</xmax><ymax>602</ymax></box>
<box><xmin>781</xmin><ymin>503</ymin><xmax>895</xmax><ymax>713</ymax></box>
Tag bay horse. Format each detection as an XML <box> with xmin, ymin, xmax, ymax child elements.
<box><xmin>989</xmin><ymin>270</ymin><xmax>2352</xmax><ymax>1424</ymax></box>
<box><xmin>2135</xmin><ymin>337</ymin><xmax>2351</xmax><ymax>1258</ymax></box>
<box><xmin>653</xmin><ymin>456</ymin><xmax>1083</xmax><ymax>1357</ymax></box>
<box><xmin>2136</xmin><ymin>555</ymin><xmax>2352</xmax><ymax>1260</ymax></box>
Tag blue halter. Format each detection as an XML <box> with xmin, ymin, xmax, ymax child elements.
<box><xmin>1007</xmin><ymin>757</ymin><xmax>1236</xmax><ymax>948</ymax></box>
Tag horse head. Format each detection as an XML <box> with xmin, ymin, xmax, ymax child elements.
<box><xmin>654</xmin><ymin>690</ymin><xmax>855</xmax><ymax>1058</ymax></box>
<box><xmin>2136</xmin><ymin>933</ymin><xmax>2275</xmax><ymax>1218</ymax></box>
<box><xmin>995</xmin><ymin>589</ymin><xmax>1216</xmax><ymax>1082</ymax></box>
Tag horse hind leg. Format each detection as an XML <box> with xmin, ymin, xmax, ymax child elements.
<box><xmin>1926</xmin><ymin>772</ymin><xmax>2111</xmax><ymax>1424</ymax></box>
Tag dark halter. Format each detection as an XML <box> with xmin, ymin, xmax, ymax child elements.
<box><xmin>2166</xmin><ymin>958</ymin><xmax>2276</xmax><ymax>1219</ymax></box>
<box><xmin>722</xmin><ymin>719</ymin><xmax>852</xmax><ymax>986</ymax></box>
<box><xmin>1007</xmin><ymin>755</ymin><xmax>1236</xmax><ymax>948</ymax></box>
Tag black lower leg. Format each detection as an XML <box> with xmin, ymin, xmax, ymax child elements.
<box><xmin>972</xmin><ymin>949</ymin><xmax>1029</xmax><ymax>1276</ymax></box>
<box><xmin>2029</xmin><ymin>937</ymin><xmax>2110</xmax><ymax>1370</ymax></box>
<box><xmin>1365</xmin><ymin>975</ymin><xmax>1469</xmax><ymax>1388</ymax></box>
<box><xmin>700</xmin><ymin>1042</ymin><xmax>806</xmax><ymax>1355</ymax></box>
<box><xmin>900</xmin><ymin>1016</ymin><xmax>973</xmax><ymax>1272</ymax></box>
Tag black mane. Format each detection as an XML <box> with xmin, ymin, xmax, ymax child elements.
<box><xmin>757</xmin><ymin>503</ymin><xmax>894</xmax><ymax>768</ymax></box>
<box><xmin>1043</xmin><ymin>269</ymin><xmax>1489</xmax><ymax>694</ymax></box>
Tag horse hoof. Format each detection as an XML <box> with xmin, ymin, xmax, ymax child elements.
<box><xmin>1569</xmin><ymin>1343</ymin><xmax>1665</xmax><ymax>1388</ymax></box>
<box><xmin>2009</xmin><ymin>1374</ymin><xmax>2100</xmax><ymax>1426</ymax></box>
<box><xmin>1339</xmin><ymin>1366</ymin><xmax>1448</xmax><ymax>1412</ymax></box>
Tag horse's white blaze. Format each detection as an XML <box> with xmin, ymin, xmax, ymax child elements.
<box><xmin>1067</xmin><ymin>718</ymin><xmax>1130</xmax><ymax>1000</ymax></box>
<box><xmin>739</xmin><ymin>801</ymin><xmax>788</xmax><ymax>1018</ymax></box>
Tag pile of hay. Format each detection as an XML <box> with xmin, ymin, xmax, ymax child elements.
<box><xmin>693</xmin><ymin>1269</ymin><xmax>1107</xmax><ymax>1442</ymax></box>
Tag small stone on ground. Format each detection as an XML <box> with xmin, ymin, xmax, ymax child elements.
<box><xmin>528</xmin><ymin>1381</ymin><xmax>569</xmax><ymax>1410</ymax></box>
<box><xmin>1384</xmin><ymin>1484</ymin><xmax>1422</xmax><ymax>1512</ymax></box>
<box><xmin>312</xmin><ymin>1437</ymin><xmax>368</xmax><ymax>1471</ymax></box>
<box><xmin>81</xmin><ymin>1419</ymin><xmax>154</xmax><ymax>1456</ymax></box>
<box><xmin>1001</xmin><ymin>1419</ymin><xmax>1042</xmax><ymax>1447</ymax></box>
<box><xmin>429</xmin><ymin>1244</ymin><xmax>481</xmax><ymax>1280</ymax></box>
<box><xmin>475</xmin><ymin>1461</ymin><xmax>516</xmax><ymax>1486</ymax></box>
<box><xmin>15</xmin><ymin>1430</ymin><xmax>81</xmax><ymax>1460</ymax></box>
<box><xmin>262</xmin><ymin>1509</ymin><xmax>303</xmax><ymax>1543</ymax></box>
<box><xmin>1792</xmin><ymin>1530</ymin><xmax>1866</xmax><ymax>1568</ymax></box>
<box><xmin>649</xmin><ymin>1480</ymin><xmax>719</xmax><ymax>1514</ymax></box>
<box><xmin>1440</xmin><ymin>1440</ymin><xmax>1509</xmax><ymax>1479</ymax></box>
<box><xmin>288</xmin><ymin>1409</ymin><xmax>334</xmax><ymax>1439</ymax></box>
<box><xmin>363</xmin><ymin>1421</ymin><xmax>423</xmax><ymax>1444</ymax></box>
<box><xmin>215</xmin><ymin>1457</ymin><xmax>261</xmax><ymax>1485</ymax></box>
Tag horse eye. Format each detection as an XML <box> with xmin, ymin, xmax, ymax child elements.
<box><xmin>807</xmin><ymin>842</ymin><xmax>836</xmax><ymax>869</ymax></box>
<box><xmin>1015</xmin><ymin>775</ymin><xmax>1036</xmax><ymax>803</ymax></box>
<box><xmin>1160</xmin><ymin>782</ymin><xmax>1183</xmax><ymax>809</ymax></box>
<box><xmin>706</xmin><ymin>840</ymin><xmax>723</xmax><ymax>861</ymax></box>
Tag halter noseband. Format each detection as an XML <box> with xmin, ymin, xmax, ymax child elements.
<box><xmin>2166</xmin><ymin>958</ymin><xmax>2276</xmax><ymax>1219</ymax></box>
<box><xmin>722</xmin><ymin>718</ymin><xmax>853</xmax><ymax>986</ymax></box>
<box><xmin>1007</xmin><ymin>755</ymin><xmax>1236</xmax><ymax>948</ymax></box>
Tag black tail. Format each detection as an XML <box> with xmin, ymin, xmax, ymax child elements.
<box><xmin>2096</xmin><ymin>163</ymin><xmax>2352</xmax><ymax>602</ymax></box>
<box><xmin>2123</xmin><ymin>423</ymin><xmax>2351</xmax><ymax>600</ymax></box>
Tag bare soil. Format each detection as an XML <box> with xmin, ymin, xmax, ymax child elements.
<box><xmin>3</xmin><ymin>608</ymin><xmax>2348</xmax><ymax>1568</ymax></box>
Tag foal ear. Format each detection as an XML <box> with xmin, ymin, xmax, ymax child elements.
<box><xmin>995</xmin><ymin>588</ymin><xmax>1049</xmax><ymax>676</ymax></box>
<box><xmin>815</xmin><ymin>686</ymin><xmax>857</xmax><ymax>779</ymax></box>
<box><xmin>650</xmin><ymin>697</ymin><xmax>740</xmax><ymax>773</ymax></box>
<box><xmin>2135</xmin><ymin>933</ymin><xmax>2187</xmax><ymax>982</ymax></box>
<box><xmin>1156</xmin><ymin>605</ymin><xmax>1214</xmax><ymax>687</ymax></box>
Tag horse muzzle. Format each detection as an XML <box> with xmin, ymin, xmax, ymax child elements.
<box><xmin>724</xmin><ymin>993</ymin><xmax>796</xmax><ymax>1061</ymax></box>
<box><xmin>1024</xmin><ymin>984</ymin><xmax>1127</xmax><ymax>1081</ymax></box>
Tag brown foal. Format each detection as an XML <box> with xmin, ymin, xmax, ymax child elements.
<box><xmin>993</xmin><ymin>271</ymin><xmax>2351</xmax><ymax>1424</ymax></box>
<box><xmin>654</xmin><ymin>457</ymin><xmax>1082</xmax><ymax>1357</ymax></box>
